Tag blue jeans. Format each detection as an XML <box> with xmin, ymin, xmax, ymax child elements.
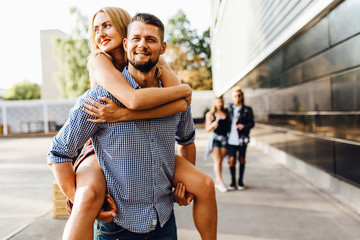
<box><xmin>96</xmin><ymin>213</ymin><xmax>177</xmax><ymax>240</ymax></box>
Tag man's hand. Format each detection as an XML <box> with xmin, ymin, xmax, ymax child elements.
<box><xmin>96</xmin><ymin>194</ymin><xmax>117</xmax><ymax>222</ymax></box>
<box><xmin>236</xmin><ymin>123</ymin><xmax>244</xmax><ymax>130</ymax></box>
<box><xmin>173</xmin><ymin>183</ymin><xmax>195</xmax><ymax>206</ymax></box>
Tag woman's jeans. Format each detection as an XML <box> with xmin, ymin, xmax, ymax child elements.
<box><xmin>96</xmin><ymin>212</ymin><xmax>177</xmax><ymax>240</ymax></box>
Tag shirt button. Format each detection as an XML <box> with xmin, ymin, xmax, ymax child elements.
<box><xmin>151</xmin><ymin>139</ymin><xmax>155</xmax><ymax>142</ymax></box>
<box><xmin>154</xmin><ymin>182</ymin><xmax>156</xmax><ymax>186</ymax></box>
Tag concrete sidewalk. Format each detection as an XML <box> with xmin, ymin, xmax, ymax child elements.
<box><xmin>1</xmin><ymin>128</ymin><xmax>360</xmax><ymax>240</ymax></box>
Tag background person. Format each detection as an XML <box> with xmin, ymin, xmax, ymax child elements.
<box><xmin>205</xmin><ymin>96</ymin><xmax>230</xmax><ymax>193</ymax></box>
<box><xmin>227</xmin><ymin>86</ymin><xmax>254</xmax><ymax>190</ymax></box>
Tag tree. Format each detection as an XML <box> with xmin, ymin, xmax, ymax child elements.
<box><xmin>4</xmin><ymin>80</ymin><xmax>41</xmax><ymax>100</ymax></box>
<box><xmin>165</xmin><ymin>10</ymin><xmax>212</xmax><ymax>90</ymax></box>
<box><xmin>54</xmin><ymin>7</ymin><xmax>90</xmax><ymax>98</ymax></box>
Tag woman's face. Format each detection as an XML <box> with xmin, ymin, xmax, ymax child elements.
<box><xmin>93</xmin><ymin>12</ymin><xmax>123</xmax><ymax>53</ymax></box>
<box><xmin>214</xmin><ymin>98</ymin><xmax>224</xmax><ymax>110</ymax></box>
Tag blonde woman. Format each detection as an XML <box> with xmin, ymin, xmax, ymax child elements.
<box><xmin>49</xmin><ymin>7</ymin><xmax>217</xmax><ymax>240</ymax></box>
<box><xmin>205</xmin><ymin>96</ymin><xmax>230</xmax><ymax>192</ymax></box>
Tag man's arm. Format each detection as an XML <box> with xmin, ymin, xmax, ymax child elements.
<box><xmin>175</xmin><ymin>104</ymin><xmax>196</xmax><ymax>163</ymax></box>
<box><xmin>47</xmin><ymin>89</ymin><xmax>102</xmax><ymax>200</ymax></box>
<box><xmin>174</xmin><ymin>106</ymin><xmax>196</xmax><ymax>205</ymax></box>
<box><xmin>49</xmin><ymin>162</ymin><xmax>76</xmax><ymax>202</ymax></box>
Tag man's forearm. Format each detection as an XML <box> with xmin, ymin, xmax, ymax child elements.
<box><xmin>50</xmin><ymin>162</ymin><xmax>76</xmax><ymax>202</ymax></box>
<box><xmin>178</xmin><ymin>142</ymin><xmax>196</xmax><ymax>165</ymax></box>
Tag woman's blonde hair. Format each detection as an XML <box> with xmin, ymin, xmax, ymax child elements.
<box><xmin>210</xmin><ymin>96</ymin><xmax>225</xmax><ymax>114</ymax></box>
<box><xmin>88</xmin><ymin>7</ymin><xmax>131</xmax><ymax>63</ymax></box>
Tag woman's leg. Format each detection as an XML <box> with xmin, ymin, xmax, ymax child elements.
<box><xmin>173</xmin><ymin>155</ymin><xmax>217</xmax><ymax>240</ymax></box>
<box><xmin>212</xmin><ymin>147</ymin><xmax>228</xmax><ymax>185</ymax></box>
<box><xmin>212</xmin><ymin>147</ymin><xmax>222</xmax><ymax>184</ymax></box>
<box><xmin>62</xmin><ymin>154</ymin><xmax>106</xmax><ymax>240</ymax></box>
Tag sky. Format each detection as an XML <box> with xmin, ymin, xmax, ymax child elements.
<box><xmin>0</xmin><ymin>0</ymin><xmax>212</xmax><ymax>90</ymax></box>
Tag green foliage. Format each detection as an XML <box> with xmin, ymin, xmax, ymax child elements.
<box><xmin>165</xmin><ymin>10</ymin><xmax>212</xmax><ymax>90</ymax></box>
<box><xmin>54</xmin><ymin>7</ymin><xmax>90</xmax><ymax>98</ymax></box>
<box><xmin>4</xmin><ymin>80</ymin><xmax>40</xmax><ymax>100</ymax></box>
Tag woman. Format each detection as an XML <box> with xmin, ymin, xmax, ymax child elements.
<box><xmin>52</xmin><ymin>7</ymin><xmax>217</xmax><ymax>240</ymax></box>
<box><xmin>205</xmin><ymin>96</ymin><xmax>230</xmax><ymax>193</ymax></box>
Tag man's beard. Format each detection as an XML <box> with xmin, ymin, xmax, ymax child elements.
<box><xmin>129</xmin><ymin>57</ymin><xmax>158</xmax><ymax>73</ymax></box>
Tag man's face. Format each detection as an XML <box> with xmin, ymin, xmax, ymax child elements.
<box><xmin>124</xmin><ymin>21</ymin><xmax>166</xmax><ymax>72</ymax></box>
<box><xmin>232</xmin><ymin>91</ymin><xmax>243</xmax><ymax>105</ymax></box>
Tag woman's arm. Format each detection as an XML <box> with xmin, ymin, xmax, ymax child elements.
<box><xmin>82</xmin><ymin>97</ymin><xmax>188</xmax><ymax>123</ymax></box>
<box><xmin>89</xmin><ymin>54</ymin><xmax>191</xmax><ymax>110</ymax></box>
<box><xmin>158</xmin><ymin>56</ymin><xmax>181</xmax><ymax>87</ymax></box>
<box><xmin>205</xmin><ymin>112</ymin><xmax>217</xmax><ymax>132</ymax></box>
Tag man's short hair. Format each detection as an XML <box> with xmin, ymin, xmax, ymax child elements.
<box><xmin>128</xmin><ymin>13</ymin><xmax>165</xmax><ymax>42</ymax></box>
<box><xmin>231</xmin><ymin>86</ymin><xmax>243</xmax><ymax>94</ymax></box>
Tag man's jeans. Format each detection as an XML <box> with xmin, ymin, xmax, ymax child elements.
<box><xmin>96</xmin><ymin>213</ymin><xmax>177</xmax><ymax>240</ymax></box>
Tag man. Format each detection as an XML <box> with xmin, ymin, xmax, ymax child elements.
<box><xmin>227</xmin><ymin>86</ymin><xmax>254</xmax><ymax>190</ymax></box>
<box><xmin>48</xmin><ymin>13</ymin><xmax>196</xmax><ymax>239</ymax></box>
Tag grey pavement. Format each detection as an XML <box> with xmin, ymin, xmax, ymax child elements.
<box><xmin>1</xmin><ymin>128</ymin><xmax>360</xmax><ymax>240</ymax></box>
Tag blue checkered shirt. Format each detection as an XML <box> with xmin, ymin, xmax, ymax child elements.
<box><xmin>47</xmin><ymin>67</ymin><xmax>195</xmax><ymax>233</ymax></box>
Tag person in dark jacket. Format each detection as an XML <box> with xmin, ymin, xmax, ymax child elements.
<box><xmin>227</xmin><ymin>86</ymin><xmax>254</xmax><ymax>190</ymax></box>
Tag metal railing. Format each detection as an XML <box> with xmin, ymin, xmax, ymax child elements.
<box><xmin>0</xmin><ymin>99</ymin><xmax>76</xmax><ymax>136</ymax></box>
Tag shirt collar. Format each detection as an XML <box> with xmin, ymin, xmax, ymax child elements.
<box><xmin>122</xmin><ymin>66</ymin><xmax>163</xmax><ymax>89</ymax></box>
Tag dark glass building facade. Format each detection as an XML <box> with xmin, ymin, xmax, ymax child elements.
<box><xmin>211</xmin><ymin>0</ymin><xmax>360</xmax><ymax>191</ymax></box>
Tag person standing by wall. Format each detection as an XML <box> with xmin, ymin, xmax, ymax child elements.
<box><xmin>205</xmin><ymin>96</ymin><xmax>230</xmax><ymax>192</ymax></box>
<box><xmin>227</xmin><ymin>87</ymin><xmax>254</xmax><ymax>190</ymax></box>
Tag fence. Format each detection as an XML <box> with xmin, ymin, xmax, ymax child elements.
<box><xmin>0</xmin><ymin>91</ymin><xmax>215</xmax><ymax>136</ymax></box>
<box><xmin>0</xmin><ymin>99</ymin><xmax>76</xmax><ymax>136</ymax></box>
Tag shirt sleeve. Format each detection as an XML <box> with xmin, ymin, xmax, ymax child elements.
<box><xmin>175</xmin><ymin>105</ymin><xmax>195</xmax><ymax>146</ymax></box>
<box><xmin>47</xmin><ymin>88</ymin><xmax>104</xmax><ymax>164</ymax></box>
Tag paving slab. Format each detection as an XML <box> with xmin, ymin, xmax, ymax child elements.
<box><xmin>2</xmin><ymin>129</ymin><xmax>360</xmax><ymax>240</ymax></box>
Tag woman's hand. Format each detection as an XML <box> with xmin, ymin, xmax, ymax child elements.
<box><xmin>173</xmin><ymin>182</ymin><xmax>195</xmax><ymax>206</ymax></box>
<box><xmin>211</xmin><ymin>121</ymin><xmax>219</xmax><ymax>129</ymax></box>
<box><xmin>82</xmin><ymin>97</ymin><xmax>129</xmax><ymax>123</ymax></box>
<box><xmin>96</xmin><ymin>194</ymin><xmax>117</xmax><ymax>222</ymax></box>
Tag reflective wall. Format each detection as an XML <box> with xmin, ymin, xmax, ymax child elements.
<box><xmin>211</xmin><ymin>0</ymin><xmax>341</xmax><ymax>96</ymax></box>
<box><xmin>231</xmin><ymin>0</ymin><xmax>360</xmax><ymax>187</ymax></box>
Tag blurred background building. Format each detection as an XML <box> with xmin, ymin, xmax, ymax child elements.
<box><xmin>40</xmin><ymin>30</ymin><xmax>66</xmax><ymax>100</ymax></box>
<box><xmin>211</xmin><ymin>0</ymin><xmax>360</xmax><ymax>211</ymax></box>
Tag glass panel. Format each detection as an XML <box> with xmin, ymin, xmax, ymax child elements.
<box><xmin>265</xmin><ymin>114</ymin><xmax>359</xmax><ymax>142</ymax></box>
<box><xmin>267</xmin><ymin>50</ymin><xmax>284</xmax><ymax>80</ymax></box>
<box><xmin>335</xmin><ymin>142</ymin><xmax>360</xmax><ymax>186</ymax></box>
<box><xmin>245</xmin><ymin>94</ymin><xmax>270</xmax><ymax>122</ymax></box>
<box><xmin>286</xmin><ymin>133</ymin><xmax>316</xmax><ymax>162</ymax></box>
<box><xmin>313</xmin><ymin>139</ymin><xmax>334</xmax><ymax>173</ymax></box>
<box><xmin>329</xmin><ymin>0</ymin><xmax>360</xmax><ymax>45</ymax></box>
<box><xmin>332</xmin><ymin>68</ymin><xmax>360</xmax><ymax>111</ymax></box>
<box><xmin>284</xmin><ymin>16</ymin><xmax>329</xmax><ymax>68</ymax></box>
<box><xmin>269</xmin><ymin>91</ymin><xmax>285</xmax><ymax>114</ymax></box>
<box><xmin>325</xmin><ymin>115</ymin><xmax>360</xmax><ymax>142</ymax></box>
<box><xmin>251</xmin><ymin>127</ymin><xmax>287</xmax><ymax>152</ymax></box>
<box><xmin>285</xmin><ymin>133</ymin><xmax>335</xmax><ymax>173</ymax></box>
<box><xmin>283</xmin><ymin>78</ymin><xmax>331</xmax><ymax>112</ymax></box>
<box><xmin>282</xmin><ymin>64</ymin><xmax>303</xmax><ymax>87</ymax></box>
<box><xmin>303</xmin><ymin>35</ymin><xmax>360</xmax><ymax>81</ymax></box>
